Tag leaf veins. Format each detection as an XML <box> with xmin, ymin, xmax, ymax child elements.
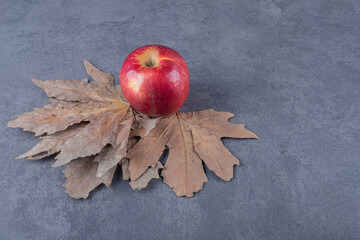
<box><xmin>8</xmin><ymin>60</ymin><xmax>133</xmax><ymax>198</ymax></box>
<box><xmin>8</xmin><ymin>60</ymin><xmax>258</xmax><ymax>199</ymax></box>
<box><xmin>127</xmin><ymin>109</ymin><xmax>258</xmax><ymax>197</ymax></box>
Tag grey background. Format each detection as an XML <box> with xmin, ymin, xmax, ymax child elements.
<box><xmin>0</xmin><ymin>0</ymin><xmax>359</xmax><ymax>239</ymax></box>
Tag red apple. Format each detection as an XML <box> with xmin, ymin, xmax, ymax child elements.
<box><xmin>120</xmin><ymin>45</ymin><xmax>189</xmax><ymax>117</ymax></box>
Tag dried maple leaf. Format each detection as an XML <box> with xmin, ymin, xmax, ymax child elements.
<box><xmin>121</xmin><ymin>117</ymin><xmax>162</xmax><ymax>190</ymax></box>
<box><xmin>7</xmin><ymin>60</ymin><xmax>258</xmax><ymax>199</ymax></box>
<box><xmin>62</xmin><ymin>155</ymin><xmax>116</xmax><ymax>199</ymax></box>
<box><xmin>130</xmin><ymin>162</ymin><xmax>164</xmax><ymax>190</ymax></box>
<box><xmin>62</xmin><ymin>136</ymin><xmax>143</xmax><ymax>199</ymax></box>
<box><xmin>8</xmin><ymin>60</ymin><xmax>134</xmax><ymax>198</ymax></box>
<box><xmin>127</xmin><ymin>110</ymin><xmax>258</xmax><ymax>197</ymax></box>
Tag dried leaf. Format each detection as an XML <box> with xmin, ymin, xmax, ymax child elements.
<box><xmin>127</xmin><ymin>109</ymin><xmax>258</xmax><ymax>197</ymax></box>
<box><xmin>94</xmin><ymin>119</ymin><xmax>132</xmax><ymax>177</ymax></box>
<box><xmin>120</xmin><ymin>136</ymin><xmax>141</xmax><ymax>180</ymax></box>
<box><xmin>116</xmin><ymin>119</ymin><xmax>164</xmax><ymax>189</ymax></box>
<box><xmin>93</xmin><ymin>145</ymin><xmax>117</xmax><ymax>178</ymax></box>
<box><xmin>130</xmin><ymin>162</ymin><xmax>164</xmax><ymax>190</ymax></box>
<box><xmin>121</xmin><ymin>158</ymin><xmax>130</xmax><ymax>180</ymax></box>
<box><xmin>62</xmin><ymin>155</ymin><xmax>116</xmax><ymax>199</ymax></box>
<box><xmin>15</xmin><ymin>122</ymin><xmax>88</xmax><ymax>160</ymax></box>
<box><xmin>137</xmin><ymin>117</ymin><xmax>159</xmax><ymax>136</ymax></box>
<box><xmin>9</xmin><ymin>59</ymin><xmax>131</xmax><ymax>162</ymax></box>
<box><xmin>8</xmin><ymin>60</ymin><xmax>134</xmax><ymax>198</ymax></box>
<box><xmin>8</xmin><ymin>60</ymin><xmax>258</xmax><ymax>199</ymax></box>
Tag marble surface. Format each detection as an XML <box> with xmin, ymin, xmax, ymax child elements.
<box><xmin>0</xmin><ymin>0</ymin><xmax>359</xmax><ymax>239</ymax></box>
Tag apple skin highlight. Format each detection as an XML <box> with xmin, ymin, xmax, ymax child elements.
<box><xmin>120</xmin><ymin>45</ymin><xmax>189</xmax><ymax>117</ymax></box>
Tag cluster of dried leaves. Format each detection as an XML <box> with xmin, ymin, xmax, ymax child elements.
<box><xmin>7</xmin><ymin>60</ymin><xmax>258</xmax><ymax>198</ymax></box>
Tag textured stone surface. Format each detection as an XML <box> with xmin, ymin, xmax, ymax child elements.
<box><xmin>1</xmin><ymin>0</ymin><xmax>360</xmax><ymax>239</ymax></box>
